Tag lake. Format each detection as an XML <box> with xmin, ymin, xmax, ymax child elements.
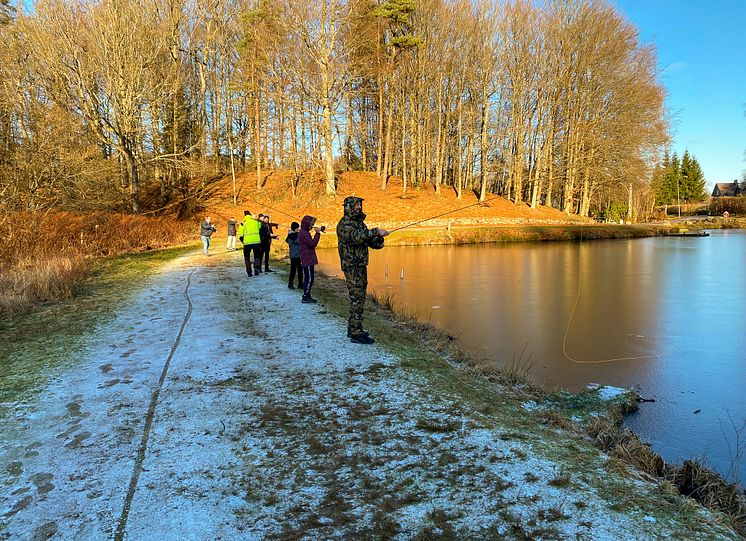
<box><xmin>317</xmin><ymin>229</ymin><xmax>746</xmax><ymax>485</ymax></box>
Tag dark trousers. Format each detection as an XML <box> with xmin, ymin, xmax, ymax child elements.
<box><xmin>243</xmin><ymin>244</ymin><xmax>262</xmax><ymax>275</ymax></box>
<box><xmin>302</xmin><ymin>265</ymin><xmax>315</xmax><ymax>297</ymax></box>
<box><xmin>289</xmin><ymin>257</ymin><xmax>303</xmax><ymax>287</ymax></box>
<box><xmin>261</xmin><ymin>241</ymin><xmax>272</xmax><ymax>270</ymax></box>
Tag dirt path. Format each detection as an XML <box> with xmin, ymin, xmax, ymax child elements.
<box><xmin>0</xmin><ymin>253</ymin><xmax>738</xmax><ymax>540</ymax></box>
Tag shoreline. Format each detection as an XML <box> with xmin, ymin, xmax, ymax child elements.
<box><xmin>306</xmin><ymin>262</ymin><xmax>746</xmax><ymax>535</ymax></box>
<box><xmin>1</xmin><ymin>244</ymin><xmax>744</xmax><ymax>538</ymax></box>
<box><xmin>311</xmin><ymin>220</ymin><xmax>743</xmax><ymax>250</ymax></box>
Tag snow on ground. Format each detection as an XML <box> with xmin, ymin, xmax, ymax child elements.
<box><xmin>0</xmin><ymin>253</ymin><xmax>738</xmax><ymax>540</ymax></box>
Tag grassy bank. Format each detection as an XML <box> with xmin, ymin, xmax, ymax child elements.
<box><xmin>301</xmin><ymin>264</ymin><xmax>746</xmax><ymax>536</ymax></box>
<box><xmin>313</xmin><ymin>223</ymin><xmax>673</xmax><ymax>249</ymax></box>
<box><xmin>0</xmin><ymin>246</ymin><xmax>196</xmax><ymax>416</ymax></box>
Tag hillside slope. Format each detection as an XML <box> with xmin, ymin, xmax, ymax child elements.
<box><xmin>203</xmin><ymin>170</ymin><xmax>588</xmax><ymax>230</ymax></box>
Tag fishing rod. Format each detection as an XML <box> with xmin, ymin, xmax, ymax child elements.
<box><xmin>388</xmin><ymin>195</ymin><xmax>505</xmax><ymax>233</ymax></box>
<box><xmin>241</xmin><ymin>196</ymin><xmax>302</xmax><ymax>223</ymax></box>
<box><xmin>244</xmin><ymin>191</ymin><xmax>501</xmax><ymax>234</ymax></box>
<box><xmin>241</xmin><ymin>196</ymin><xmax>329</xmax><ymax>232</ymax></box>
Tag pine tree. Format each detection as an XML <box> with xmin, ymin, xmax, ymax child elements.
<box><xmin>680</xmin><ymin>150</ymin><xmax>706</xmax><ymax>201</ymax></box>
<box><xmin>654</xmin><ymin>151</ymin><xmax>680</xmax><ymax>205</ymax></box>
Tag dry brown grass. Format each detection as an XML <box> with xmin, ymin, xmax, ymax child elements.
<box><xmin>666</xmin><ymin>460</ymin><xmax>746</xmax><ymax>534</ymax></box>
<box><xmin>586</xmin><ymin>416</ymin><xmax>746</xmax><ymax>534</ymax></box>
<box><xmin>0</xmin><ymin>255</ymin><xmax>88</xmax><ymax>319</ymax></box>
<box><xmin>206</xmin><ymin>170</ymin><xmax>589</xmax><ymax>231</ymax></box>
<box><xmin>586</xmin><ymin>417</ymin><xmax>664</xmax><ymax>478</ymax></box>
<box><xmin>0</xmin><ymin>210</ymin><xmax>194</xmax><ymax>319</ymax></box>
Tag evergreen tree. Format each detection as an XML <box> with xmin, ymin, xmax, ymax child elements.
<box><xmin>654</xmin><ymin>151</ymin><xmax>680</xmax><ymax>205</ymax></box>
<box><xmin>654</xmin><ymin>150</ymin><xmax>707</xmax><ymax>205</ymax></box>
<box><xmin>680</xmin><ymin>150</ymin><xmax>706</xmax><ymax>201</ymax></box>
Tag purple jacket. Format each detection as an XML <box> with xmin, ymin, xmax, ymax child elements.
<box><xmin>298</xmin><ymin>215</ymin><xmax>321</xmax><ymax>266</ymax></box>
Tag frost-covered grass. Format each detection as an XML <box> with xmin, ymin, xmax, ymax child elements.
<box><xmin>0</xmin><ymin>245</ymin><xmax>196</xmax><ymax>416</ymax></box>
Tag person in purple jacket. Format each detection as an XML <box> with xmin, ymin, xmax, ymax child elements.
<box><xmin>298</xmin><ymin>215</ymin><xmax>322</xmax><ymax>304</ymax></box>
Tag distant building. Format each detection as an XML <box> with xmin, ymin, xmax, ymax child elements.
<box><xmin>711</xmin><ymin>180</ymin><xmax>745</xmax><ymax>197</ymax></box>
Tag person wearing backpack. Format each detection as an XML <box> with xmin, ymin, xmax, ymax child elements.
<box><xmin>285</xmin><ymin>221</ymin><xmax>304</xmax><ymax>290</ymax></box>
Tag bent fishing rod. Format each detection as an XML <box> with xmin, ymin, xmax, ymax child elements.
<box><xmin>241</xmin><ymin>193</ymin><xmax>502</xmax><ymax>234</ymax></box>
<box><xmin>388</xmin><ymin>195</ymin><xmax>504</xmax><ymax>233</ymax></box>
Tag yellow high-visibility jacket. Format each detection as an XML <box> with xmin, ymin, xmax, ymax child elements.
<box><xmin>237</xmin><ymin>215</ymin><xmax>261</xmax><ymax>245</ymax></box>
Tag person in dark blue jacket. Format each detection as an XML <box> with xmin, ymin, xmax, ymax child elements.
<box><xmin>285</xmin><ymin>221</ymin><xmax>304</xmax><ymax>290</ymax></box>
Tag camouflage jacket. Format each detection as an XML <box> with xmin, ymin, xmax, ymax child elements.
<box><xmin>336</xmin><ymin>196</ymin><xmax>379</xmax><ymax>271</ymax></box>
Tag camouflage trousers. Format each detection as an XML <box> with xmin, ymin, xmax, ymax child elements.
<box><xmin>343</xmin><ymin>266</ymin><xmax>368</xmax><ymax>336</ymax></box>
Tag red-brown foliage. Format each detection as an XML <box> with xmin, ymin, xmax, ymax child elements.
<box><xmin>0</xmin><ymin>211</ymin><xmax>194</xmax><ymax>319</ymax></box>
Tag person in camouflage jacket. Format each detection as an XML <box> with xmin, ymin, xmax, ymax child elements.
<box><xmin>336</xmin><ymin>196</ymin><xmax>389</xmax><ymax>344</ymax></box>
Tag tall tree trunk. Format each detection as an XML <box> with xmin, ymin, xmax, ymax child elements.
<box><xmin>123</xmin><ymin>146</ymin><xmax>139</xmax><ymax>213</ymax></box>
<box><xmin>479</xmin><ymin>93</ymin><xmax>489</xmax><ymax>202</ymax></box>
<box><xmin>321</xmin><ymin>71</ymin><xmax>335</xmax><ymax>194</ymax></box>
<box><xmin>251</xmin><ymin>63</ymin><xmax>262</xmax><ymax>189</ymax></box>
<box><xmin>382</xmin><ymin>78</ymin><xmax>393</xmax><ymax>190</ymax></box>
<box><xmin>376</xmin><ymin>75</ymin><xmax>384</xmax><ymax>178</ymax></box>
<box><xmin>401</xmin><ymin>101</ymin><xmax>407</xmax><ymax>196</ymax></box>
<box><xmin>456</xmin><ymin>99</ymin><xmax>462</xmax><ymax>200</ymax></box>
<box><xmin>434</xmin><ymin>77</ymin><xmax>444</xmax><ymax>194</ymax></box>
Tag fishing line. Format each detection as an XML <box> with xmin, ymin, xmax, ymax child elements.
<box><xmin>388</xmin><ymin>195</ymin><xmax>504</xmax><ymax>233</ymax></box>
<box><xmin>562</xmin><ymin>228</ymin><xmax>653</xmax><ymax>364</ymax></box>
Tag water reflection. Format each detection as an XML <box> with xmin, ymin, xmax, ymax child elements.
<box><xmin>317</xmin><ymin>230</ymin><xmax>746</xmax><ymax>484</ymax></box>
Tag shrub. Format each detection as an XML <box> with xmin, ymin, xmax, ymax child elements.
<box><xmin>0</xmin><ymin>211</ymin><xmax>194</xmax><ymax>319</ymax></box>
<box><xmin>710</xmin><ymin>197</ymin><xmax>746</xmax><ymax>216</ymax></box>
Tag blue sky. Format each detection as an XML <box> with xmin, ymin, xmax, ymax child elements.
<box><xmin>613</xmin><ymin>0</ymin><xmax>746</xmax><ymax>189</ymax></box>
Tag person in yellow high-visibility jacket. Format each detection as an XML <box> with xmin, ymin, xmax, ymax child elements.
<box><xmin>237</xmin><ymin>210</ymin><xmax>262</xmax><ymax>277</ymax></box>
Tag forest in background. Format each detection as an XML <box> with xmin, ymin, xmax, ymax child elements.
<box><xmin>0</xmin><ymin>0</ymin><xmax>670</xmax><ymax>223</ymax></box>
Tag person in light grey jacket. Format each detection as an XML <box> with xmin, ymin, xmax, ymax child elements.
<box><xmin>200</xmin><ymin>216</ymin><xmax>217</xmax><ymax>256</ymax></box>
<box><xmin>226</xmin><ymin>217</ymin><xmax>237</xmax><ymax>251</ymax></box>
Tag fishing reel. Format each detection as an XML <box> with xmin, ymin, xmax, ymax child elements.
<box><xmin>368</xmin><ymin>234</ymin><xmax>385</xmax><ymax>250</ymax></box>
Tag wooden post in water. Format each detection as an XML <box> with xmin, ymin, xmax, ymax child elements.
<box><xmin>400</xmin><ymin>268</ymin><xmax>404</xmax><ymax>281</ymax></box>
